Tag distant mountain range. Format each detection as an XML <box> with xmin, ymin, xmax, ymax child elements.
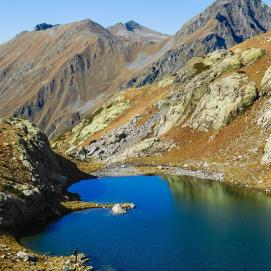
<box><xmin>0</xmin><ymin>0</ymin><xmax>271</xmax><ymax>137</ymax></box>
<box><xmin>123</xmin><ymin>0</ymin><xmax>271</xmax><ymax>88</ymax></box>
<box><xmin>0</xmin><ymin>19</ymin><xmax>170</xmax><ymax>137</ymax></box>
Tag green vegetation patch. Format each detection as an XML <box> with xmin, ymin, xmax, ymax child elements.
<box><xmin>193</xmin><ymin>62</ymin><xmax>210</xmax><ymax>75</ymax></box>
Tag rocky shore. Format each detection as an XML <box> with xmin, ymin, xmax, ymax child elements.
<box><xmin>0</xmin><ymin>232</ymin><xmax>92</xmax><ymax>271</ymax></box>
<box><xmin>0</xmin><ymin>118</ymin><xmax>92</xmax><ymax>232</ymax></box>
<box><xmin>0</xmin><ymin>118</ymin><xmax>97</xmax><ymax>270</ymax></box>
<box><xmin>0</xmin><ymin>199</ymin><xmax>135</xmax><ymax>271</ymax></box>
<box><xmin>93</xmin><ymin>163</ymin><xmax>224</xmax><ymax>181</ymax></box>
<box><xmin>0</xmin><ymin>118</ymin><xmax>139</xmax><ymax>270</ymax></box>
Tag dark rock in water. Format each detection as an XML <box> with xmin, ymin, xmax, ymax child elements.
<box><xmin>34</xmin><ymin>23</ymin><xmax>55</xmax><ymax>31</ymax></box>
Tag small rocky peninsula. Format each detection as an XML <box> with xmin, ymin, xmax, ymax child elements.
<box><xmin>0</xmin><ymin>118</ymin><xmax>137</xmax><ymax>270</ymax></box>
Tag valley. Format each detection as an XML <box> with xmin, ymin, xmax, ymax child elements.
<box><xmin>2</xmin><ymin>0</ymin><xmax>271</xmax><ymax>270</ymax></box>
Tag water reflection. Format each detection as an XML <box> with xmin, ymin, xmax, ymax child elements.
<box><xmin>21</xmin><ymin>176</ymin><xmax>271</xmax><ymax>271</ymax></box>
<box><xmin>166</xmin><ymin>175</ymin><xmax>271</xmax><ymax>208</ymax></box>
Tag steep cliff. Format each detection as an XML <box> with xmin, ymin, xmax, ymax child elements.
<box><xmin>0</xmin><ymin>118</ymin><xmax>87</xmax><ymax>231</ymax></box>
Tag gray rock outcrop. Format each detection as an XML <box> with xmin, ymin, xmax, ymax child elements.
<box><xmin>66</xmin><ymin>47</ymin><xmax>265</xmax><ymax>164</ymax></box>
<box><xmin>0</xmin><ymin>118</ymin><xmax>87</xmax><ymax>231</ymax></box>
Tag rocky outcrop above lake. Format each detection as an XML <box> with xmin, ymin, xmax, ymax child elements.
<box><xmin>0</xmin><ymin>118</ymin><xmax>87</xmax><ymax>231</ymax></box>
<box><xmin>54</xmin><ymin>30</ymin><xmax>271</xmax><ymax>193</ymax></box>
<box><xmin>61</xmin><ymin>46</ymin><xmax>265</xmax><ymax>162</ymax></box>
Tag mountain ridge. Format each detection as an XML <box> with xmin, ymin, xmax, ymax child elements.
<box><xmin>108</xmin><ymin>20</ymin><xmax>169</xmax><ymax>42</ymax></box>
<box><xmin>0</xmin><ymin>19</ymin><xmax>169</xmax><ymax>138</ymax></box>
<box><xmin>123</xmin><ymin>0</ymin><xmax>271</xmax><ymax>88</ymax></box>
<box><xmin>1</xmin><ymin>0</ymin><xmax>271</xmax><ymax>137</ymax></box>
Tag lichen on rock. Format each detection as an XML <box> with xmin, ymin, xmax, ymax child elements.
<box><xmin>241</xmin><ymin>48</ymin><xmax>265</xmax><ymax>66</ymax></box>
<box><xmin>0</xmin><ymin>118</ymin><xmax>86</xmax><ymax>231</ymax></box>
<box><xmin>187</xmin><ymin>73</ymin><xmax>257</xmax><ymax>131</ymax></box>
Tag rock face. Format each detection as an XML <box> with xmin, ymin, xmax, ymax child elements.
<box><xmin>262</xmin><ymin>136</ymin><xmax>271</xmax><ymax>164</ymax></box>
<box><xmin>187</xmin><ymin>73</ymin><xmax>257</xmax><ymax>131</ymax></box>
<box><xmin>59</xmin><ymin>46</ymin><xmax>265</xmax><ymax>163</ymax></box>
<box><xmin>155</xmin><ymin>48</ymin><xmax>262</xmax><ymax>135</ymax></box>
<box><xmin>123</xmin><ymin>0</ymin><xmax>271</xmax><ymax>88</ymax></box>
<box><xmin>0</xmin><ymin>118</ymin><xmax>86</xmax><ymax>231</ymax></box>
<box><xmin>67</xmin><ymin>96</ymin><xmax>131</xmax><ymax>146</ymax></box>
<box><xmin>260</xmin><ymin>66</ymin><xmax>271</xmax><ymax>95</ymax></box>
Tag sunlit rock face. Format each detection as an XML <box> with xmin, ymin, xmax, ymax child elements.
<box><xmin>0</xmin><ymin>118</ymin><xmax>85</xmax><ymax>230</ymax></box>
<box><xmin>60</xmin><ymin>46</ymin><xmax>267</xmax><ymax>164</ymax></box>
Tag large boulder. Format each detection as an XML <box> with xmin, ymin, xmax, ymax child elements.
<box><xmin>112</xmin><ymin>204</ymin><xmax>127</xmax><ymax>214</ymax></box>
<box><xmin>188</xmin><ymin>73</ymin><xmax>257</xmax><ymax>131</ymax></box>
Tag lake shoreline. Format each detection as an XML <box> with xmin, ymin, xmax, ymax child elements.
<box><xmin>1</xmin><ymin>163</ymin><xmax>270</xmax><ymax>270</ymax></box>
<box><xmin>1</xmin><ymin>199</ymin><xmax>135</xmax><ymax>271</ymax></box>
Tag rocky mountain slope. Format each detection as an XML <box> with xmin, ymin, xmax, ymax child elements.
<box><xmin>123</xmin><ymin>0</ymin><xmax>271</xmax><ymax>88</ymax></box>
<box><xmin>1</xmin><ymin>0</ymin><xmax>271</xmax><ymax>140</ymax></box>
<box><xmin>0</xmin><ymin>20</ymin><xmax>169</xmax><ymax>138</ymax></box>
<box><xmin>53</xmin><ymin>30</ymin><xmax>271</xmax><ymax>193</ymax></box>
<box><xmin>0</xmin><ymin>118</ymin><xmax>88</xmax><ymax>231</ymax></box>
<box><xmin>108</xmin><ymin>20</ymin><xmax>169</xmax><ymax>42</ymax></box>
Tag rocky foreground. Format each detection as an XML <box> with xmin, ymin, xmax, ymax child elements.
<box><xmin>0</xmin><ymin>118</ymin><xmax>91</xmax><ymax>231</ymax></box>
<box><xmin>0</xmin><ymin>118</ymin><xmax>97</xmax><ymax>270</ymax></box>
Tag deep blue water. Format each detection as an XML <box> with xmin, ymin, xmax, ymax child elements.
<box><xmin>21</xmin><ymin>176</ymin><xmax>271</xmax><ymax>271</ymax></box>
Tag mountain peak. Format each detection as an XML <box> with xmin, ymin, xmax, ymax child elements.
<box><xmin>176</xmin><ymin>0</ymin><xmax>271</xmax><ymax>42</ymax></box>
<box><xmin>125</xmin><ymin>20</ymin><xmax>142</xmax><ymax>31</ymax></box>
<box><xmin>108</xmin><ymin>21</ymin><xmax>168</xmax><ymax>42</ymax></box>
<box><xmin>34</xmin><ymin>23</ymin><xmax>55</xmax><ymax>31</ymax></box>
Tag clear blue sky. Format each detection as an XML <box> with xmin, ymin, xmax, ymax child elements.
<box><xmin>1</xmin><ymin>0</ymin><xmax>271</xmax><ymax>44</ymax></box>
